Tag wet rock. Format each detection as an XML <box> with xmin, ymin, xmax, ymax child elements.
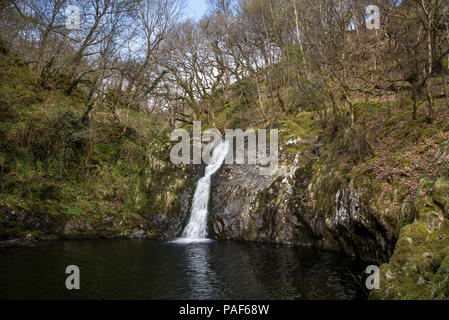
<box><xmin>64</xmin><ymin>220</ymin><xmax>93</xmax><ymax>235</ymax></box>
<box><xmin>130</xmin><ymin>228</ymin><xmax>146</xmax><ymax>239</ymax></box>
<box><xmin>0</xmin><ymin>237</ymin><xmax>36</xmax><ymax>248</ymax></box>
<box><xmin>210</xmin><ymin>153</ymin><xmax>397</xmax><ymax>261</ymax></box>
<box><xmin>209</xmin><ymin>159</ymin><xmax>310</xmax><ymax>244</ymax></box>
<box><xmin>146</xmin><ymin>165</ymin><xmax>202</xmax><ymax>239</ymax></box>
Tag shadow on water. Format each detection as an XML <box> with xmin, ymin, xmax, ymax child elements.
<box><xmin>0</xmin><ymin>239</ymin><xmax>367</xmax><ymax>300</ymax></box>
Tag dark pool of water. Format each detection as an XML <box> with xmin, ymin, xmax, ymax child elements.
<box><xmin>0</xmin><ymin>239</ymin><xmax>367</xmax><ymax>300</ymax></box>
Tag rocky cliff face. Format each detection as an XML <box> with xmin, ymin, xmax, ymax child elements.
<box><xmin>371</xmin><ymin>177</ymin><xmax>449</xmax><ymax>299</ymax></box>
<box><xmin>209</xmin><ymin>157</ymin><xmax>401</xmax><ymax>262</ymax></box>
<box><xmin>206</xmin><ymin>132</ymin><xmax>449</xmax><ymax>298</ymax></box>
<box><xmin>0</xmin><ymin>165</ymin><xmax>199</xmax><ymax>246</ymax></box>
<box><xmin>203</xmin><ymin>124</ymin><xmax>419</xmax><ymax>263</ymax></box>
<box><xmin>147</xmin><ymin>174</ymin><xmax>197</xmax><ymax>239</ymax></box>
<box><xmin>209</xmin><ymin>162</ymin><xmax>311</xmax><ymax>244</ymax></box>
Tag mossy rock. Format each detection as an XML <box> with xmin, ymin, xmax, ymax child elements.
<box><xmin>430</xmin><ymin>248</ymin><xmax>449</xmax><ymax>299</ymax></box>
<box><xmin>432</xmin><ymin>176</ymin><xmax>449</xmax><ymax>218</ymax></box>
<box><xmin>390</xmin><ymin>222</ymin><xmax>428</xmax><ymax>265</ymax></box>
<box><xmin>372</xmin><ymin>214</ymin><xmax>449</xmax><ymax>300</ymax></box>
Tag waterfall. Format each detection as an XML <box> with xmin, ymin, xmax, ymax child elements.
<box><xmin>179</xmin><ymin>139</ymin><xmax>229</xmax><ymax>241</ymax></box>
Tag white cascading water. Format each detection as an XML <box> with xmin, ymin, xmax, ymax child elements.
<box><xmin>180</xmin><ymin>140</ymin><xmax>230</xmax><ymax>241</ymax></box>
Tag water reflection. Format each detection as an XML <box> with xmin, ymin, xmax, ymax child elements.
<box><xmin>0</xmin><ymin>240</ymin><xmax>365</xmax><ymax>300</ymax></box>
<box><xmin>181</xmin><ymin>243</ymin><xmax>220</xmax><ymax>299</ymax></box>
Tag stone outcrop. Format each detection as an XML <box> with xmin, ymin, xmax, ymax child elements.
<box><xmin>209</xmin><ymin>158</ymin><xmax>401</xmax><ymax>262</ymax></box>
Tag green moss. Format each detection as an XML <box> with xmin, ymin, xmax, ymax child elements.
<box><xmin>432</xmin><ymin>176</ymin><xmax>449</xmax><ymax>218</ymax></box>
<box><xmin>354</xmin><ymin>101</ymin><xmax>386</xmax><ymax>121</ymax></box>
<box><xmin>280</xmin><ymin>111</ymin><xmax>319</xmax><ymax>141</ymax></box>
<box><xmin>372</xmin><ymin>178</ymin><xmax>449</xmax><ymax>300</ymax></box>
<box><xmin>390</xmin><ymin>151</ymin><xmax>412</xmax><ymax>168</ymax></box>
<box><xmin>434</xmin><ymin>255</ymin><xmax>449</xmax><ymax>280</ymax></box>
<box><xmin>420</xmin><ymin>127</ymin><xmax>437</xmax><ymax>139</ymax></box>
<box><xmin>67</xmin><ymin>207</ymin><xmax>84</xmax><ymax>217</ymax></box>
<box><xmin>0</xmin><ymin>43</ymin><xmax>186</xmax><ymax>241</ymax></box>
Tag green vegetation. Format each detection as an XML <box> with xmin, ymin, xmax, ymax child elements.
<box><xmin>0</xmin><ymin>45</ymin><xmax>189</xmax><ymax>241</ymax></box>
<box><xmin>371</xmin><ymin>179</ymin><xmax>449</xmax><ymax>300</ymax></box>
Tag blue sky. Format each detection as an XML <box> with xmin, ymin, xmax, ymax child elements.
<box><xmin>184</xmin><ymin>0</ymin><xmax>209</xmax><ymax>20</ymax></box>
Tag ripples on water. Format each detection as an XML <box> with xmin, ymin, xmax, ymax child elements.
<box><xmin>0</xmin><ymin>240</ymin><xmax>367</xmax><ymax>300</ymax></box>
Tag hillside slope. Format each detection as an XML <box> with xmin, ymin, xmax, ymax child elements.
<box><xmin>203</xmin><ymin>60</ymin><xmax>449</xmax><ymax>299</ymax></box>
<box><xmin>0</xmin><ymin>43</ymin><xmax>193</xmax><ymax>244</ymax></box>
